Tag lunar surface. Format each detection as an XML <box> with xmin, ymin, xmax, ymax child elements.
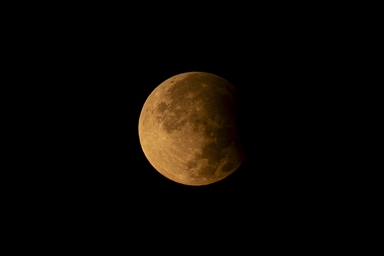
<box><xmin>138</xmin><ymin>72</ymin><xmax>245</xmax><ymax>186</ymax></box>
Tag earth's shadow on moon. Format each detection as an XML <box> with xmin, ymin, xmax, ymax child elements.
<box><xmin>166</xmin><ymin>82</ymin><xmax>253</xmax><ymax>188</ymax></box>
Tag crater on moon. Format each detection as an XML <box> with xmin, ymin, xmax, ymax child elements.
<box><xmin>138</xmin><ymin>72</ymin><xmax>246</xmax><ymax>186</ymax></box>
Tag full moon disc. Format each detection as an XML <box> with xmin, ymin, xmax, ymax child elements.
<box><xmin>138</xmin><ymin>72</ymin><xmax>245</xmax><ymax>186</ymax></box>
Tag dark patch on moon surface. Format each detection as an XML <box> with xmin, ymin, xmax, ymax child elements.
<box><xmin>163</xmin><ymin>117</ymin><xmax>188</xmax><ymax>133</ymax></box>
<box><xmin>200</xmin><ymin>165</ymin><xmax>216</xmax><ymax>177</ymax></box>
<box><xmin>187</xmin><ymin>160</ymin><xmax>197</xmax><ymax>169</ymax></box>
<box><xmin>166</xmin><ymin>75</ymin><xmax>206</xmax><ymax>97</ymax></box>
<box><xmin>157</xmin><ymin>101</ymin><xmax>168</xmax><ymax>113</ymax></box>
<box><xmin>156</xmin><ymin>73</ymin><xmax>238</xmax><ymax>138</ymax></box>
<box><xmin>216</xmin><ymin>127</ymin><xmax>236</xmax><ymax>148</ymax></box>
<box><xmin>222</xmin><ymin>162</ymin><xmax>234</xmax><ymax>173</ymax></box>
<box><xmin>201</xmin><ymin>142</ymin><xmax>221</xmax><ymax>165</ymax></box>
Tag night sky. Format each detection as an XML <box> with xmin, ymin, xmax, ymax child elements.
<box><xmin>29</xmin><ymin>12</ymin><xmax>341</xmax><ymax>238</ymax></box>
<box><xmin>7</xmin><ymin>3</ymin><xmax>357</xmax><ymax>251</ymax></box>
<box><xmin>55</xmin><ymin>46</ymin><xmax>325</xmax><ymax>214</ymax></box>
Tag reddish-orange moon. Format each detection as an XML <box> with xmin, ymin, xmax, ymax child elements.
<box><xmin>138</xmin><ymin>72</ymin><xmax>245</xmax><ymax>186</ymax></box>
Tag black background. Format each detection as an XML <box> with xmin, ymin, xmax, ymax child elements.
<box><xmin>19</xmin><ymin>5</ymin><xmax>349</xmax><ymax>242</ymax></box>
<box><xmin>46</xmin><ymin>35</ymin><xmax>330</xmax><ymax>217</ymax></box>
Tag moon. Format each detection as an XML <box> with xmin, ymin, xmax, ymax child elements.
<box><xmin>138</xmin><ymin>72</ymin><xmax>246</xmax><ymax>186</ymax></box>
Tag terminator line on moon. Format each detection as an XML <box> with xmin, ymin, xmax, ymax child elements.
<box><xmin>138</xmin><ymin>72</ymin><xmax>246</xmax><ymax>186</ymax></box>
